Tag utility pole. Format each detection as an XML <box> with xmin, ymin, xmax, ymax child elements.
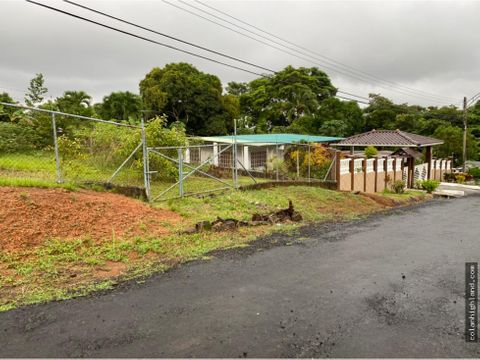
<box><xmin>463</xmin><ymin>96</ymin><xmax>467</xmax><ymax>173</ymax></box>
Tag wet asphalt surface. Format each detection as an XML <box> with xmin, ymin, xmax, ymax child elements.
<box><xmin>1</xmin><ymin>194</ymin><xmax>480</xmax><ymax>357</ymax></box>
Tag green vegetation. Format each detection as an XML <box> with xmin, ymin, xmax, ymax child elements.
<box><xmin>0</xmin><ymin>185</ymin><xmax>427</xmax><ymax>311</ymax></box>
<box><xmin>390</xmin><ymin>180</ymin><xmax>406</xmax><ymax>194</ymax></box>
<box><xmin>364</xmin><ymin>145</ymin><xmax>378</xmax><ymax>158</ymax></box>
<box><xmin>420</xmin><ymin>179</ymin><xmax>440</xmax><ymax>193</ymax></box>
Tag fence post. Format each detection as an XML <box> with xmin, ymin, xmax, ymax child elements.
<box><xmin>296</xmin><ymin>148</ymin><xmax>300</xmax><ymax>180</ymax></box>
<box><xmin>308</xmin><ymin>143</ymin><xmax>311</xmax><ymax>183</ymax></box>
<box><xmin>51</xmin><ymin>113</ymin><xmax>63</xmax><ymax>183</ymax></box>
<box><xmin>178</xmin><ymin>148</ymin><xmax>184</xmax><ymax>197</ymax></box>
<box><xmin>276</xmin><ymin>143</ymin><xmax>279</xmax><ymax>181</ymax></box>
<box><xmin>141</xmin><ymin>117</ymin><xmax>150</xmax><ymax>201</ymax></box>
<box><xmin>233</xmin><ymin>118</ymin><xmax>238</xmax><ymax>188</ymax></box>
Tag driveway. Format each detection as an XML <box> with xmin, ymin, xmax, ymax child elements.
<box><xmin>1</xmin><ymin>195</ymin><xmax>480</xmax><ymax>357</ymax></box>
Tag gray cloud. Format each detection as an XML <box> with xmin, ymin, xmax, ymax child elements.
<box><xmin>0</xmin><ymin>0</ymin><xmax>478</xmax><ymax>107</ymax></box>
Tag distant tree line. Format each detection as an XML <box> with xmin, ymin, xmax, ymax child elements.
<box><xmin>0</xmin><ymin>63</ymin><xmax>479</xmax><ymax>163</ymax></box>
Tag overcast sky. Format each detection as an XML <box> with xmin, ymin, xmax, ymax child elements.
<box><xmin>1</xmin><ymin>0</ymin><xmax>479</xmax><ymax>108</ymax></box>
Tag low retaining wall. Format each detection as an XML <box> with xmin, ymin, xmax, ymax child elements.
<box><xmin>240</xmin><ymin>180</ymin><xmax>338</xmax><ymax>191</ymax></box>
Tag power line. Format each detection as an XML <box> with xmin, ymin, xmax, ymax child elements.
<box><xmin>194</xmin><ymin>0</ymin><xmax>458</xmax><ymax>103</ymax></box>
<box><xmin>25</xmin><ymin>1</ymin><xmax>438</xmax><ymax>110</ymax></box>
<box><xmin>169</xmin><ymin>0</ymin><xmax>455</xmax><ymax>105</ymax></box>
<box><xmin>335</xmin><ymin>95</ymin><xmax>370</xmax><ymax>105</ymax></box>
<box><xmin>337</xmin><ymin>90</ymin><xmax>370</xmax><ymax>102</ymax></box>
<box><xmin>26</xmin><ymin>0</ymin><xmax>266</xmax><ymax>77</ymax></box>
<box><xmin>63</xmin><ymin>0</ymin><xmax>275</xmax><ymax>74</ymax></box>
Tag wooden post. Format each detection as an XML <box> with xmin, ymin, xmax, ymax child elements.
<box><xmin>363</xmin><ymin>158</ymin><xmax>367</xmax><ymax>192</ymax></box>
<box><xmin>392</xmin><ymin>158</ymin><xmax>397</xmax><ymax>182</ymax></box>
<box><xmin>408</xmin><ymin>157</ymin><xmax>414</xmax><ymax>188</ymax></box>
<box><xmin>384</xmin><ymin>156</ymin><xmax>389</xmax><ymax>189</ymax></box>
<box><xmin>426</xmin><ymin>146</ymin><xmax>432</xmax><ymax>180</ymax></box>
<box><xmin>350</xmin><ymin>157</ymin><xmax>355</xmax><ymax>191</ymax></box>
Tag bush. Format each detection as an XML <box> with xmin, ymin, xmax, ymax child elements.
<box><xmin>364</xmin><ymin>145</ymin><xmax>378</xmax><ymax>158</ymax></box>
<box><xmin>55</xmin><ymin>115</ymin><xmax>188</xmax><ymax>180</ymax></box>
<box><xmin>391</xmin><ymin>180</ymin><xmax>406</xmax><ymax>194</ymax></box>
<box><xmin>0</xmin><ymin>122</ymin><xmax>43</xmax><ymax>153</ymax></box>
<box><xmin>468</xmin><ymin>167</ymin><xmax>480</xmax><ymax>180</ymax></box>
<box><xmin>420</xmin><ymin>179</ymin><xmax>440</xmax><ymax>193</ymax></box>
<box><xmin>443</xmin><ymin>172</ymin><xmax>455</xmax><ymax>182</ymax></box>
<box><xmin>284</xmin><ymin>144</ymin><xmax>332</xmax><ymax>179</ymax></box>
<box><xmin>455</xmin><ymin>174</ymin><xmax>465</xmax><ymax>184</ymax></box>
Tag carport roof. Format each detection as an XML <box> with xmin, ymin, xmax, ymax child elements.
<box><xmin>332</xmin><ymin>129</ymin><xmax>444</xmax><ymax>148</ymax></box>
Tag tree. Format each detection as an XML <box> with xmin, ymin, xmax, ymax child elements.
<box><xmin>433</xmin><ymin>125</ymin><xmax>479</xmax><ymax>164</ymax></box>
<box><xmin>226</xmin><ymin>81</ymin><xmax>248</xmax><ymax>96</ymax></box>
<box><xmin>363</xmin><ymin>94</ymin><xmax>400</xmax><ymax>130</ymax></box>
<box><xmin>25</xmin><ymin>73</ymin><xmax>48</xmax><ymax>107</ymax></box>
<box><xmin>238</xmin><ymin>66</ymin><xmax>336</xmax><ymax>131</ymax></box>
<box><xmin>139</xmin><ymin>63</ymin><xmax>233</xmax><ymax>135</ymax></box>
<box><xmin>96</xmin><ymin>91</ymin><xmax>142</xmax><ymax>122</ymax></box>
<box><xmin>0</xmin><ymin>92</ymin><xmax>16</xmax><ymax>122</ymax></box>
<box><xmin>56</xmin><ymin>90</ymin><xmax>94</xmax><ymax>117</ymax></box>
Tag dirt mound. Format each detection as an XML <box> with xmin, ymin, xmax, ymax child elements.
<box><xmin>0</xmin><ymin>187</ymin><xmax>180</xmax><ymax>252</ymax></box>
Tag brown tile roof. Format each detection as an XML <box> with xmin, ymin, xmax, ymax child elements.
<box><xmin>332</xmin><ymin>129</ymin><xmax>444</xmax><ymax>147</ymax></box>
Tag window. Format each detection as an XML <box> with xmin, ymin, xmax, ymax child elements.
<box><xmin>189</xmin><ymin>148</ymin><xmax>200</xmax><ymax>164</ymax></box>
<box><xmin>218</xmin><ymin>146</ymin><xmax>233</xmax><ymax>168</ymax></box>
<box><xmin>250</xmin><ymin>150</ymin><xmax>266</xmax><ymax>169</ymax></box>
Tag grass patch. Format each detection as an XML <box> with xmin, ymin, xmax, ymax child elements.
<box><xmin>0</xmin><ymin>177</ymin><xmax>77</xmax><ymax>191</ymax></box>
<box><xmin>0</xmin><ymin>182</ymin><xmax>428</xmax><ymax>311</ymax></box>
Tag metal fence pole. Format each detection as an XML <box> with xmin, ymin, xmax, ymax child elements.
<box><xmin>141</xmin><ymin>117</ymin><xmax>150</xmax><ymax>201</ymax></box>
<box><xmin>178</xmin><ymin>148</ymin><xmax>184</xmax><ymax>197</ymax></box>
<box><xmin>308</xmin><ymin>143</ymin><xmax>311</xmax><ymax>183</ymax></box>
<box><xmin>233</xmin><ymin>118</ymin><xmax>238</xmax><ymax>188</ymax></box>
<box><xmin>296</xmin><ymin>147</ymin><xmax>300</xmax><ymax>180</ymax></box>
<box><xmin>276</xmin><ymin>143</ymin><xmax>279</xmax><ymax>181</ymax></box>
<box><xmin>51</xmin><ymin>113</ymin><xmax>63</xmax><ymax>183</ymax></box>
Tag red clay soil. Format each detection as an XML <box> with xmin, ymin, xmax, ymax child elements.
<box><xmin>0</xmin><ymin>187</ymin><xmax>180</xmax><ymax>252</ymax></box>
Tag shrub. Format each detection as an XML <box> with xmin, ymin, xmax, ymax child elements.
<box><xmin>0</xmin><ymin>122</ymin><xmax>43</xmax><ymax>153</ymax></box>
<box><xmin>443</xmin><ymin>172</ymin><xmax>455</xmax><ymax>182</ymax></box>
<box><xmin>391</xmin><ymin>180</ymin><xmax>406</xmax><ymax>194</ymax></box>
<box><xmin>284</xmin><ymin>144</ymin><xmax>332</xmax><ymax>179</ymax></box>
<box><xmin>468</xmin><ymin>167</ymin><xmax>480</xmax><ymax>180</ymax></box>
<box><xmin>364</xmin><ymin>145</ymin><xmax>378</xmax><ymax>158</ymax></box>
<box><xmin>414</xmin><ymin>179</ymin><xmax>423</xmax><ymax>189</ymax></box>
<box><xmin>421</xmin><ymin>179</ymin><xmax>440</xmax><ymax>193</ymax></box>
<box><xmin>455</xmin><ymin>174</ymin><xmax>465</xmax><ymax>184</ymax></box>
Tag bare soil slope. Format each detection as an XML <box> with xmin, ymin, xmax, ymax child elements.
<box><xmin>0</xmin><ymin>186</ymin><xmax>180</xmax><ymax>251</ymax></box>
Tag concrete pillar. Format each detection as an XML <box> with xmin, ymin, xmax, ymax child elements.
<box><xmin>243</xmin><ymin>145</ymin><xmax>250</xmax><ymax>170</ymax></box>
<box><xmin>213</xmin><ymin>142</ymin><xmax>218</xmax><ymax>166</ymax></box>
<box><xmin>185</xmin><ymin>148</ymin><xmax>190</xmax><ymax>163</ymax></box>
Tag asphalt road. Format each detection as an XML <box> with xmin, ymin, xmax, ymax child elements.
<box><xmin>1</xmin><ymin>194</ymin><xmax>480</xmax><ymax>357</ymax></box>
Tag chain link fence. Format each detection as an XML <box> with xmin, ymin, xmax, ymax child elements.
<box><xmin>1</xmin><ymin>102</ymin><xmax>337</xmax><ymax>202</ymax></box>
<box><xmin>0</xmin><ymin>102</ymin><xmax>147</xmax><ymax>196</ymax></box>
<box><xmin>147</xmin><ymin>140</ymin><xmax>338</xmax><ymax>201</ymax></box>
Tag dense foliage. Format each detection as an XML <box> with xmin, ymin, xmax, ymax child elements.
<box><xmin>1</xmin><ymin>66</ymin><xmax>479</xmax><ymax>165</ymax></box>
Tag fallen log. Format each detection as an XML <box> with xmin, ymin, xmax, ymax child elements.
<box><xmin>190</xmin><ymin>200</ymin><xmax>302</xmax><ymax>233</ymax></box>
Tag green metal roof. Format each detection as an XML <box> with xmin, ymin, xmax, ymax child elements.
<box><xmin>199</xmin><ymin>133</ymin><xmax>343</xmax><ymax>145</ymax></box>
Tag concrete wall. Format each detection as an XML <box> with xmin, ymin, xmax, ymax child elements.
<box><xmin>338</xmin><ymin>155</ymin><xmax>451</xmax><ymax>193</ymax></box>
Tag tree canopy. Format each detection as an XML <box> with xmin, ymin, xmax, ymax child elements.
<box><xmin>139</xmin><ymin>62</ymin><xmax>237</xmax><ymax>135</ymax></box>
